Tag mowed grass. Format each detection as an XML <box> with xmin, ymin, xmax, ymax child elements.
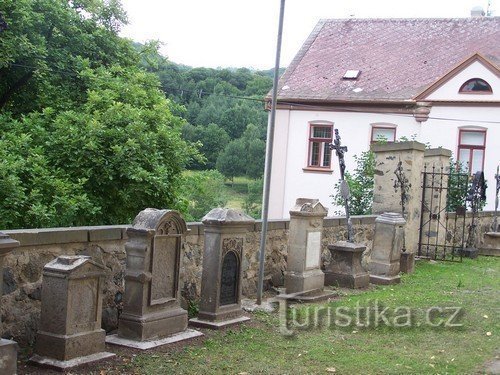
<box><xmin>224</xmin><ymin>176</ymin><xmax>253</xmax><ymax>210</ymax></box>
<box><xmin>130</xmin><ymin>257</ymin><xmax>499</xmax><ymax>374</ymax></box>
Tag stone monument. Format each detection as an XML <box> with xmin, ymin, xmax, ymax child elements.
<box><xmin>280</xmin><ymin>199</ymin><xmax>335</xmax><ymax>301</ymax></box>
<box><xmin>190</xmin><ymin>208</ymin><xmax>254</xmax><ymax>329</ymax></box>
<box><xmin>107</xmin><ymin>208</ymin><xmax>202</xmax><ymax>349</ymax></box>
<box><xmin>30</xmin><ymin>255</ymin><xmax>114</xmax><ymax>370</ymax></box>
<box><xmin>325</xmin><ymin>242</ymin><xmax>369</xmax><ymax>288</ymax></box>
<box><xmin>369</xmin><ymin>213</ymin><xmax>406</xmax><ymax>285</ymax></box>
<box><xmin>325</xmin><ymin>129</ymin><xmax>369</xmax><ymax>289</ymax></box>
<box><xmin>0</xmin><ymin>233</ymin><xmax>19</xmax><ymax>375</ymax></box>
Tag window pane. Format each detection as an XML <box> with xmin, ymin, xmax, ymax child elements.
<box><xmin>458</xmin><ymin>148</ymin><xmax>470</xmax><ymax>168</ymax></box>
<box><xmin>322</xmin><ymin>142</ymin><xmax>331</xmax><ymax>167</ymax></box>
<box><xmin>310</xmin><ymin>142</ymin><xmax>320</xmax><ymax>166</ymax></box>
<box><xmin>460</xmin><ymin>131</ymin><xmax>485</xmax><ymax>146</ymax></box>
<box><xmin>471</xmin><ymin>149</ymin><xmax>484</xmax><ymax>173</ymax></box>
<box><xmin>460</xmin><ymin>79</ymin><xmax>492</xmax><ymax>92</ymax></box>
<box><xmin>312</xmin><ymin>126</ymin><xmax>332</xmax><ymax>139</ymax></box>
<box><xmin>372</xmin><ymin>128</ymin><xmax>395</xmax><ymax>142</ymax></box>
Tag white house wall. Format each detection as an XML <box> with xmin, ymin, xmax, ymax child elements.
<box><xmin>268</xmin><ymin>108</ymin><xmax>421</xmax><ymax>219</ymax></box>
<box><xmin>421</xmin><ymin>104</ymin><xmax>499</xmax><ymax>210</ymax></box>
<box><xmin>426</xmin><ymin>61</ymin><xmax>499</xmax><ymax>101</ymax></box>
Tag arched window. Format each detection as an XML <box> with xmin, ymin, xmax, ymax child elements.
<box><xmin>459</xmin><ymin>78</ymin><xmax>492</xmax><ymax>94</ymax></box>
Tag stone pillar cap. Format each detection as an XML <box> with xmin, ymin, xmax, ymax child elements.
<box><xmin>0</xmin><ymin>232</ymin><xmax>20</xmax><ymax>255</ymax></box>
<box><xmin>289</xmin><ymin>198</ymin><xmax>328</xmax><ymax>217</ymax></box>
<box><xmin>202</xmin><ymin>208</ymin><xmax>255</xmax><ymax>226</ymax></box>
<box><xmin>376</xmin><ymin>212</ymin><xmax>406</xmax><ymax>225</ymax></box>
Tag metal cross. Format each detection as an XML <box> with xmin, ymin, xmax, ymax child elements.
<box><xmin>393</xmin><ymin>160</ymin><xmax>411</xmax><ymax>252</ymax></box>
<box><xmin>329</xmin><ymin>129</ymin><xmax>354</xmax><ymax>242</ymax></box>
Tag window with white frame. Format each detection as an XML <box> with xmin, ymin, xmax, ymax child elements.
<box><xmin>307</xmin><ymin>123</ymin><xmax>333</xmax><ymax>168</ymax></box>
<box><xmin>457</xmin><ymin>129</ymin><xmax>486</xmax><ymax>173</ymax></box>
<box><xmin>371</xmin><ymin>125</ymin><xmax>396</xmax><ymax>143</ymax></box>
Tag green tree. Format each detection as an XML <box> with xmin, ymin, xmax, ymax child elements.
<box><xmin>332</xmin><ymin>151</ymin><xmax>375</xmax><ymax>215</ymax></box>
<box><xmin>216</xmin><ymin>139</ymin><xmax>247</xmax><ymax>182</ymax></box>
<box><xmin>182</xmin><ymin>123</ymin><xmax>230</xmax><ymax>169</ymax></box>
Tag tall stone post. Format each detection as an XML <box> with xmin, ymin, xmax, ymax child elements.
<box><xmin>30</xmin><ymin>255</ymin><xmax>115</xmax><ymax>370</ymax></box>
<box><xmin>370</xmin><ymin>213</ymin><xmax>406</xmax><ymax>285</ymax></box>
<box><xmin>107</xmin><ymin>208</ymin><xmax>202</xmax><ymax>349</ymax></box>
<box><xmin>190</xmin><ymin>208</ymin><xmax>254</xmax><ymax>329</ymax></box>
<box><xmin>371</xmin><ymin>141</ymin><xmax>426</xmax><ymax>270</ymax></box>
<box><xmin>0</xmin><ymin>233</ymin><xmax>19</xmax><ymax>375</ymax></box>
<box><xmin>281</xmin><ymin>198</ymin><xmax>335</xmax><ymax>301</ymax></box>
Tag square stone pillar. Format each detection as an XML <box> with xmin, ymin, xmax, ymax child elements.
<box><xmin>325</xmin><ymin>241</ymin><xmax>369</xmax><ymax>288</ymax></box>
<box><xmin>371</xmin><ymin>141</ymin><xmax>425</xmax><ymax>270</ymax></box>
<box><xmin>107</xmin><ymin>208</ymin><xmax>202</xmax><ymax>349</ymax></box>
<box><xmin>30</xmin><ymin>255</ymin><xmax>114</xmax><ymax>370</ymax></box>
<box><xmin>190</xmin><ymin>208</ymin><xmax>254</xmax><ymax>329</ymax></box>
<box><xmin>0</xmin><ymin>233</ymin><xmax>19</xmax><ymax>375</ymax></box>
<box><xmin>370</xmin><ymin>213</ymin><xmax>406</xmax><ymax>285</ymax></box>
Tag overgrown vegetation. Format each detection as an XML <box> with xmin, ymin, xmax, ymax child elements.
<box><xmin>0</xmin><ymin>0</ymin><xmax>271</xmax><ymax>228</ymax></box>
<box><xmin>332</xmin><ymin>150</ymin><xmax>375</xmax><ymax>215</ymax></box>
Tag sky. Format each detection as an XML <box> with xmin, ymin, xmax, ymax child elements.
<box><xmin>119</xmin><ymin>0</ymin><xmax>495</xmax><ymax>70</ymax></box>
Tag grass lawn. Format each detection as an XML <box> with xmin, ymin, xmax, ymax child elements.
<box><xmin>125</xmin><ymin>257</ymin><xmax>499</xmax><ymax>374</ymax></box>
<box><xmin>225</xmin><ymin>176</ymin><xmax>255</xmax><ymax>210</ymax></box>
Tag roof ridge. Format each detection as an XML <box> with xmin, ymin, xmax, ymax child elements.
<box><xmin>321</xmin><ymin>17</ymin><xmax>500</xmax><ymax>22</ymax></box>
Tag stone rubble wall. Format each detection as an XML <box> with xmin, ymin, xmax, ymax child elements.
<box><xmin>2</xmin><ymin>212</ymin><xmax>496</xmax><ymax>344</ymax></box>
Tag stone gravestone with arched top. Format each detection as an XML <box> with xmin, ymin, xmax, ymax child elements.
<box><xmin>106</xmin><ymin>208</ymin><xmax>202</xmax><ymax>349</ymax></box>
<box><xmin>190</xmin><ymin>208</ymin><xmax>254</xmax><ymax>329</ymax></box>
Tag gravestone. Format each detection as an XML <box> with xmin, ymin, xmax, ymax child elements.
<box><xmin>30</xmin><ymin>255</ymin><xmax>114</xmax><ymax>370</ymax></box>
<box><xmin>370</xmin><ymin>213</ymin><xmax>406</xmax><ymax>285</ymax></box>
<box><xmin>107</xmin><ymin>208</ymin><xmax>202</xmax><ymax>349</ymax></box>
<box><xmin>281</xmin><ymin>199</ymin><xmax>335</xmax><ymax>301</ymax></box>
<box><xmin>325</xmin><ymin>241</ymin><xmax>369</xmax><ymax>288</ymax></box>
<box><xmin>0</xmin><ymin>233</ymin><xmax>19</xmax><ymax>375</ymax></box>
<box><xmin>189</xmin><ymin>208</ymin><xmax>254</xmax><ymax>329</ymax></box>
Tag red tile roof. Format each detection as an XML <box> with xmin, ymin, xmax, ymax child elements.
<box><xmin>277</xmin><ymin>17</ymin><xmax>500</xmax><ymax>102</ymax></box>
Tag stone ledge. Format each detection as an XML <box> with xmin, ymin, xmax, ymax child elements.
<box><xmin>370</xmin><ymin>141</ymin><xmax>426</xmax><ymax>153</ymax></box>
<box><xmin>424</xmin><ymin>147</ymin><xmax>452</xmax><ymax>158</ymax></box>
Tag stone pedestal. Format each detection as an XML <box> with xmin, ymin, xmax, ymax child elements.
<box><xmin>0</xmin><ymin>233</ymin><xmax>20</xmax><ymax>375</ymax></box>
<box><xmin>30</xmin><ymin>255</ymin><xmax>114</xmax><ymax>370</ymax></box>
<box><xmin>479</xmin><ymin>232</ymin><xmax>500</xmax><ymax>256</ymax></box>
<box><xmin>369</xmin><ymin>213</ymin><xmax>406</xmax><ymax>285</ymax></box>
<box><xmin>280</xmin><ymin>199</ymin><xmax>335</xmax><ymax>302</ymax></box>
<box><xmin>190</xmin><ymin>208</ymin><xmax>254</xmax><ymax>329</ymax></box>
<box><xmin>400</xmin><ymin>251</ymin><xmax>415</xmax><ymax>274</ymax></box>
<box><xmin>325</xmin><ymin>241</ymin><xmax>369</xmax><ymax>288</ymax></box>
<box><xmin>107</xmin><ymin>209</ymin><xmax>202</xmax><ymax>349</ymax></box>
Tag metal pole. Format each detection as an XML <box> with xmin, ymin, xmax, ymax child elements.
<box><xmin>256</xmin><ymin>0</ymin><xmax>286</xmax><ymax>305</ymax></box>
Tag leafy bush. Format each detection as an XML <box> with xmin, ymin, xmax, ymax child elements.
<box><xmin>243</xmin><ymin>178</ymin><xmax>263</xmax><ymax>219</ymax></box>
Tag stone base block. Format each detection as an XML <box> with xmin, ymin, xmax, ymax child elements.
<box><xmin>369</xmin><ymin>275</ymin><xmax>401</xmax><ymax>285</ymax></box>
<box><xmin>118</xmin><ymin>307</ymin><xmax>187</xmax><ymax>342</ymax></box>
<box><xmin>106</xmin><ymin>329</ymin><xmax>203</xmax><ymax>349</ymax></box>
<box><xmin>462</xmin><ymin>248</ymin><xmax>478</xmax><ymax>259</ymax></box>
<box><xmin>0</xmin><ymin>339</ymin><xmax>18</xmax><ymax>375</ymax></box>
<box><xmin>479</xmin><ymin>232</ymin><xmax>500</xmax><ymax>257</ymax></box>
<box><xmin>197</xmin><ymin>303</ymin><xmax>246</xmax><ymax>323</ymax></box>
<box><xmin>400</xmin><ymin>252</ymin><xmax>415</xmax><ymax>274</ymax></box>
<box><xmin>284</xmin><ymin>269</ymin><xmax>325</xmax><ymax>295</ymax></box>
<box><xmin>29</xmin><ymin>351</ymin><xmax>115</xmax><ymax>371</ymax></box>
<box><xmin>35</xmin><ymin>329</ymin><xmax>105</xmax><ymax>361</ymax></box>
<box><xmin>276</xmin><ymin>288</ymin><xmax>337</xmax><ymax>302</ymax></box>
<box><xmin>189</xmin><ymin>316</ymin><xmax>250</xmax><ymax>330</ymax></box>
<box><xmin>324</xmin><ymin>271</ymin><xmax>369</xmax><ymax>289</ymax></box>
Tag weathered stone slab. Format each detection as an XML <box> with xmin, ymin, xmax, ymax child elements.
<box><xmin>29</xmin><ymin>352</ymin><xmax>115</xmax><ymax>371</ymax></box>
<box><xmin>479</xmin><ymin>232</ymin><xmax>500</xmax><ymax>256</ymax></box>
<box><xmin>106</xmin><ymin>329</ymin><xmax>203</xmax><ymax>350</ymax></box>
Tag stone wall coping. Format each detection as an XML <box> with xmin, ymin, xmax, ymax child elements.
<box><xmin>3</xmin><ymin>211</ymin><xmax>494</xmax><ymax>247</ymax></box>
<box><xmin>424</xmin><ymin>147</ymin><xmax>452</xmax><ymax>158</ymax></box>
<box><xmin>370</xmin><ymin>141</ymin><xmax>426</xmax><ymax>153</ymax></box>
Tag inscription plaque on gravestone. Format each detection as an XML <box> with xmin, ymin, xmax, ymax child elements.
<box><xmin>220</xmin><ymin>251</ymin><xmax>238</xmax><ymax>305</ymax></box>
<box><xmin>151</xmin><ymin>235</ymin><xmax>179</xmax><ymax>305</ymax></box>
<box><xmin>306</xmin><ymin>231</ymin><xmax>321</xmax><ymax>268</ymax></box>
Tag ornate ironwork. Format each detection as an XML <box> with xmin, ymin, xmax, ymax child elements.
<box><xmin>329</xmin><ymin>129</ymin><xmax>354</xmax><ymax>242</ymax></box>
<box><xmin>393</xmin><ymin>160</ymin><xmax>411</xmax><ymax>252</ymax></box>
<box><xmin>466</xmin><ymin>171</ymin><xmax>487</xmax><ymax>248</ymax></box>
<box><xmin>493</xmin><ymin>165</ymin><xmax>500</xmax><ymax>232</ymax></box>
